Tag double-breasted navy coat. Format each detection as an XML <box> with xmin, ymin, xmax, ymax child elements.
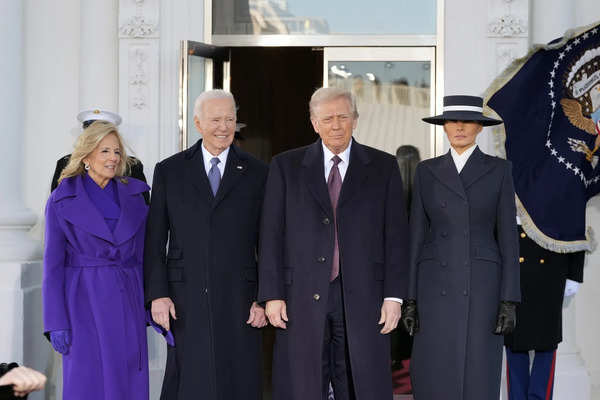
<box><xmin>258</xmin><ymin>139</ymin><xmax>409</xmax><ymax>400</ymax></box>
<box><xmin>407</xmin><ymin>147</ymin><xmax>520</xmax><ymax>400</ymax></box>
<box><xmin>144</xmin><ymin>140</ymin><xmax>268</xmax><ymax>400</ymax></box>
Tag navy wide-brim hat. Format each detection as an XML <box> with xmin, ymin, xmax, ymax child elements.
<box><xmin>422</xmin><ymin>95</ymin><xmax>503</xmax><ymax>126</ymax></box>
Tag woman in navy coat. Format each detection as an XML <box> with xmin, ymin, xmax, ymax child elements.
<box><xmin>43</xmin><ymin>121</ymin><xmax>150</xmax><ymax>399</ymax></box>
<box><xmin>401</xmin><ymin>96</ymin><xmax>521</xmax><ymax>400</ymax></box>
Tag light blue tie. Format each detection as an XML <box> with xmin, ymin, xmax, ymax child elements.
<box><xmin>208</xmin><ymin>157</ymin><xmax>221</xmax><ymax>195</ymax></box>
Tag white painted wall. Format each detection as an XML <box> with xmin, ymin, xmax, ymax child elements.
<box><xmin>23</xmin><ymin>0</ymin><xmax>81</xmax><ymax>233</ymax></box>
<box><xmin>443</xmin><ymin>0</ymin><xmax>494</xmax><ymax>154</ymax></box>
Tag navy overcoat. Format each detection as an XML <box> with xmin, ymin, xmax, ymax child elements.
<box><xmin>258</xmin><ymin>138</ymin><xmax>409</xmax><ymax>400</ymax></box>
<box><xmin>407</xmin><ymin>147</ymin><xmax>520</xmax><ymax>400</ymax></box>
<box><xmin>144</xmin><ymin>140</ymin><xmax>268</xmax><ymax>400</ymax></box>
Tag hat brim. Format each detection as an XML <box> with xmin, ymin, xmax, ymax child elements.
<box><xmin>422</xmin><ymin>110</ymin><xmax>503</xmax><ymax>126</ymax></box>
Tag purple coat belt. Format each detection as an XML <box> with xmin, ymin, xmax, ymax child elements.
<box><xmin>65</xmin><ymin>253</ymin><xmax>146</xmax><ymax>369</ymax></box>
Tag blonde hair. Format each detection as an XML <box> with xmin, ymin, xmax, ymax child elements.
<box><xmin>58</xmin><ymin>121</ymin><xmax>130</xmax><ymax>184</ymax></box>
<box><xmin>309</xmin><ymin>87</ymin><xmax>358</xmax><ymax>118</ymax></box>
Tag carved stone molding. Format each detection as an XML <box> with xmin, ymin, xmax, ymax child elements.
<box><xmin>495</xmin><ymin>42</ymin><xmax>519</xmax><ymax>73</ymax></box>
<box><xmin>487</xmin><ymin>0</ymin><xmax>529</xmax><ymax>38</ymax></box>
<box><xmin>119</xmin><ymin>0</ymin><xmax>159</xmax><ymax>38</ymax></box>
<box><xmin>489</xmin><ymin>14</ymin><xmax>527</xmax><ymax>36</ymax></box>
<box><xmin>129</xmin><ymin>47</ymin><xmax>149</xmax><ymax>109</ymax></box>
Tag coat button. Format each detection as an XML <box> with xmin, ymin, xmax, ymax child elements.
<box><xmin>441</xmin><ymin>261</ymin><xmax>447</xmax><ymax>267</ymax></box>
<box><xmin>539</xmin><ymin>259</ymin><xmax>545</xmax><ymax>264</ymax></box>
<box><xmin>322</xmin><ymin>217</ymin><xmax>330</xmax><ymax>225</ymax></box>
<box><xmin>520</xmin><ymin>232</ymin><xmax>526</xmax><ymax>238</ymax></box>
<box><xmin>313</xmin><ymin>294</ymin><xmax>320</xmax><ymax>301</ymax></box>
<box><xmin>317</xmin><ymin>256</ymin><xmax>326</xmax><ymax>263</ymax></box>
<box><xmin>463</xmin><ymin>290</ymin><xmax>468</xmax><ymax>296</ymax></box>
<box><xmin>519</xmin><ymin>257</ymin><xmax>525</xmax><ymax>263</ymax></box>
<box><xmin>441</xmin><ymin>290</ymin><xmax>447</xmax><ymax>296</ymax></box>
<box><xmin>441</xmin><ymin>231</ymin><xmax>448</xmax><ymax>238</ymax></box>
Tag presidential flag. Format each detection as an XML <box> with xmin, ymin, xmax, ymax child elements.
<box><xmin>485</xmin><ymin>21</ymin><xmax>600</xmax><ymax>253</ymax></box>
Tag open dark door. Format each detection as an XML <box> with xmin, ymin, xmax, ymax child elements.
<box><xmin>179</xmin><ymin>40</ymin><xmax>230</xmax><ymax>149</ymax></box>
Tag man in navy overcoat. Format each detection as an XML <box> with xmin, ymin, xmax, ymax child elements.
<box><xmin>258</xmin><ymin>87</ymin><xmax>409</xmax><ymax>400</ymax></box>
<box><xmin>144</xmin><ymin>90</ymin><xmax>268</xmax><ymax>399</ymax></box>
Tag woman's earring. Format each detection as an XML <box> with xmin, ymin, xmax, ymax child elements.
<box><xmin>84</xmin><ymin>163</ymin><xmax>90</xmax><ymax>171</ymax></box>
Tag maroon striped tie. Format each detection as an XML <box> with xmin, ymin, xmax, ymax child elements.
<box><xmin>327</xmin><ymin>155</ymin><xmax>342</xmax><ymax>281</ymax></box>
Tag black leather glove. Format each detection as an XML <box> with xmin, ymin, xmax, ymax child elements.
<box><xmin>401</xmin><ymin>299</ymin><xmax>419</xmax><ymax>336</ymax></box>
<box><xmin>493</xmin><ymin>301</ymin><xmax>516</xmax><ymax>335</ymax></box>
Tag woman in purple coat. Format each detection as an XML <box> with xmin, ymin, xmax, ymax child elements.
<box><xmin>43</xmin><ymin>121</ymin><xmax>150</xmax><ymax>399</ymax></box>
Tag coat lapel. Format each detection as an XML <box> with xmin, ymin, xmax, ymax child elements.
<box><xmin>459</xmin><ymin>147</ymin><xmax>496</xmax><ymax>190</ymax></box>
<box><xmin>54</xmin><ymin>175</ymin><xmax>115</xmax><ymax>243</ymax></box>
<box><xmin>302</xmin><ymin>140</ymin><xmax>334</xmax><ymax>218</ymax></box>
<box><xmin>213</xmin><ymin>145</ymin><xmax>247</xmax><ymax>209</ymax></box>
<box><xmin>425</xmin><ymin>151</ymin><xmax>467</xmax><ymax>200</ymax></box>
<box><xmin>112</xmin><ymin>178</ymin><xmax>150</xmax><ymax>245</ymax></box>
<box><xmin>185</xmin><ymin>140</ymin><xmax>214</xmax><ymax>205</ymax></box>
<box><xmin>338</xmin><ymin>139</ymin><xmax>371</xmax><ymax>208</ymax></box>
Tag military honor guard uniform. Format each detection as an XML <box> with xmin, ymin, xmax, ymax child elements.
<box><xmin>50</xmin><ymin>109</ymin><xmax>148</xmax><ymax>202</ymax></box>
<box><xmin>504</xmin><ymin>224</ymin><xmax>584</xmax><ymax>400</ymax></box>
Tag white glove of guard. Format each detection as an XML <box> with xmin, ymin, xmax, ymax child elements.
<box><xmin>564</xmin><ymin>279</ymin><xmax>580</xmax><ymax>297</ymax></box>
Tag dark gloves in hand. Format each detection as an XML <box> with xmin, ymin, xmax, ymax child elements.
<box><xmin>494</xmin><ymin>301</ymin><xmax>517</xmax><ymax>335</ymax></box>
<box><xmin>49</xmin><ymin>330</ymin><xmax>72</xmax><ymax>355</ymax></box>
<box><xmin>400</xmin><ymin>299</ymin><xmax>419</xmax><ymax>336</ymax></box>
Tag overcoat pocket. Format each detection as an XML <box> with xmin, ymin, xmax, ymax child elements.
<box><xmin>474</xmin><ymin>246</ymin><xmax>501</xmax><ymax>264</ymax></box>
<box><xmin>167</xmin><ymin>268</ymin><xmax>184</xmax><ymax>282</ymax></box>
<box><xmin>374</xmin><ymin>262</ymin><xmax>385</xmax><ymax>281</ymax></box>
<box><xmin>244</xmin><ymin>267</ymin><xmax>258</xmax><ymax>282</ymax></box>
<box><xmin>417</xmin><ymin>243</ymin><xmax>437</xmax><ymax>263</ymax></box>
<box><xmin>283</xmin><ymin>268</ymin><xmax>293</xmax><ymax>285</ymax></box>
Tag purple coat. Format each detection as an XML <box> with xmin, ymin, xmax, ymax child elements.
<box><xmin>43</xmin><ymin>175</ymin><xmax>150</xmax><ymax>400</ymax></box>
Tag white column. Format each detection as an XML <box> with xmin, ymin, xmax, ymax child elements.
<box><xmin>0</xmin><ymin>0</ymin><xmax>40</xmax><ymax>262</ymax></box>
<box><xmin>0</xmin><ymin>2</ymin><xmax>47</xmax><ymax>400</ymax></box>
<box><xmin>79</xmin><ymin>0</ymin><xmax>119</xmax><ymax>111</ymax></box>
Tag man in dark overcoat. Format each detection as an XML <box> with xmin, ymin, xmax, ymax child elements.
<box><xmin>258</xmin><ymin>87</ymin><xmax>409</xmax><ymax>400</ymax></box>
<box><xmin>144</xmin><ymin>90</ymin><xmax>268</xmax><ymax>399</ymax></box>
<box><xmin>504</xmin><ymin>224</ymin><xmax>585</xmax><ymax>399</ymax></box>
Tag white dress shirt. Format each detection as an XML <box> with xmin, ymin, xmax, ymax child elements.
<box><xmin>202</xmin><ymin>144</ymin><xmax>229</xmax><ymax>178</ymax></box>
<box><xmin>322</xmin><ymin>139</ymin><xmax>352</xmax><ymax>182</ymax></box>
<box><xmin>321</xmin><ymin>140</ymin><xmax>402</xmax><ymax>304</ymax></box>
<box><xmin>450</xmin><ymin>144</ymin><xmax>477</xmax><ymax>174</ymax></box>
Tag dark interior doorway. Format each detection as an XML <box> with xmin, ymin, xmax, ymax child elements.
<box><xmin>228</xmin><ymin>46</ymin><xmax>323</xmax><ymax>399</ymax></box>
<box><xmin>231</xmin><ymin>47</ymin><xmax>323</xmax><ymax>400</ymax></box>
<box><xmin>230</xmin><ymin>47</ymin><xmax>324</xmax><ymax>163</ymax></box>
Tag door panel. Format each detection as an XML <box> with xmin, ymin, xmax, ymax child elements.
<box><xmin>324</xmin><ymin>47</ymin><xmax>437</xmax><ymax>159</ymax></box>
<box><xmin>180</xmin><ymin>41</ymin><xmax>230</xmax><ymax>149</ymax></box>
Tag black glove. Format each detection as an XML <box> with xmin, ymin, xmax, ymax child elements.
<box><xmin>493</xmin><ymin>301</ymin><xmax>516</xmax><ymax>335</ymax></box>
<box><xmin>401</xmin><ymin>299</ymin><xmax>419</xmax><ymax>336</ymax></box>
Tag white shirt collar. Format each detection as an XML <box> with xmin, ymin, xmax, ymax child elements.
<box><xmin>450</xmin><ymin>144</ymin><xmax>477</xmax><ymax>174</ymax></box>
<box><xmin>201</xmin><ymin>142</ymin><xmax>229</xmax><ymax>177</ymax></box>
<box><xmin>322</xmin><ymin>139</ymin><xmax>352</xmax><ymax>181</ymax></box>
